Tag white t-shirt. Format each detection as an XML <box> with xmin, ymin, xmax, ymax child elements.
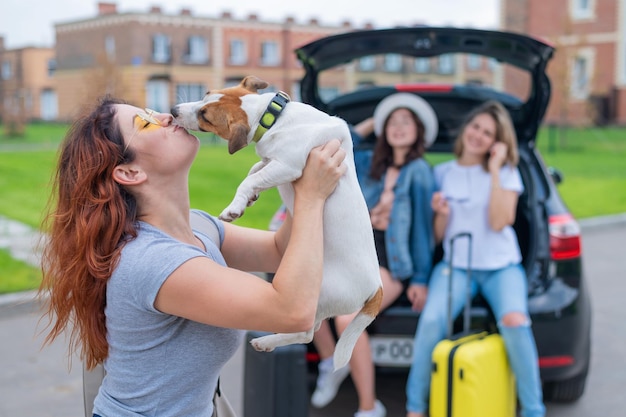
<box><xmin>434</xmin><ymin>160</ymin><xmax>523</xmax><ymax>270</ymax></box>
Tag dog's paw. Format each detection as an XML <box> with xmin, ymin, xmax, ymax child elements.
<box><xmin>250</xmin><ymin>335</ymin><xmax>278</xmax><ymax>352</ymax></box>
<box><xmin>246</xmin><ymin>194</ymin><xmax>259</xmax><ymax>207</ymax></box>
<box><xmin>218</xmin><ymin>211</ymin><xmax>239</xmax><ymax>222</ymax></box>
<box><xmin>219</xmin><ymin>206</ymin><xmax>244</xmax><ymax>222</ymax></box>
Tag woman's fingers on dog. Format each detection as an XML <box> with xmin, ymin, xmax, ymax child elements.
<box><xmin>296</xmin><ymin>141</ymin><xmax>346</xmax><ymax>199</ymax></box>
<box><xmin>311</xmin><ymin>139</ymin><xmax>346</xmax><ymax>170</ymax></box>
<box><xmin>326</xmin><ymin>139</ymin><xmax>347</xmax><ymax>167</ymax></box>
<box><xmin>320</xmin><ymin>138</ymin><xmax>342</xmax><ymax>152</ymax></box>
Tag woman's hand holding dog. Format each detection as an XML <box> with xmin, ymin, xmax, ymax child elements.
<box><xmin>293</xmin><ymin>139</ymin><xmax>347</xmax><ymax>203</ymax></box>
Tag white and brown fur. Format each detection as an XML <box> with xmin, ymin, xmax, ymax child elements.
<box><xmin>171</xmin><ymin>76</ymin><xmax>383</xmax><ymax>369</ymax></box>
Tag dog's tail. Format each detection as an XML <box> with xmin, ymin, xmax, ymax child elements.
<box><xmin>333</xmin><ymin>286</ymin><xmax>384</xmax><ymax>370</ymax></box>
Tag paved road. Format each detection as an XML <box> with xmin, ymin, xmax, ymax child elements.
<box><xmin>0</xmin><ymin>294</ymin><xmax>82</xmax><ymax>417</ymax></box>
<box><xmin>544</xmin><ymin>222</ymin><xmax>626</xmax><ymax>416</ymax></box>
<box><xmin>0</xmin><ymin>293</ymin><xmax>246</xmax><ymax>417</ymax></box>
<box><xmin>0</xmin><ymin>217</ymin><xmax>624</xmax><ymax>416</ymax></box>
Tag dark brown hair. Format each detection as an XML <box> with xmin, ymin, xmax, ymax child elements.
<box><xmin>39</xmin><ymin>96</ymin><xmax>139</xmax><ymax>369</ymax></box>
<box><xmin>369</xmin><ymin>108</ymin><xmax>426</xmax><ymax>180</ymax></box>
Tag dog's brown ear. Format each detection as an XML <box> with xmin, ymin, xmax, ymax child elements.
<box><xmin>228</xmin><ymin>123</ymin><xmax>251</xmax><ymax>154</ymax></box>
<box><xmin>241</xmin><ymin>76</ymin><xmax>269</xmax><ymax>93</ymax></box>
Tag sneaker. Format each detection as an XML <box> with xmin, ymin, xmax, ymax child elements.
<box><xmin>310</xmin><ymin>359</ymin><xmax>351</xmax><ymax>408</ymax></box>
<box><xmin>354</xmin><ymin>400</ymin><xmax>386</xmax><ymax>417</ymax></box>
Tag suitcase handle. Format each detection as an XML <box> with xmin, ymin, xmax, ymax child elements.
<box><xmin>446</xmin><ymin>232</ymin><xmax>473</xmax><ymax>339</ymax></box>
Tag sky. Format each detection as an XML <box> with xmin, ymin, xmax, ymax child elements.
<box><xmin>0</xmin><ymin>0</ymin><xmax>500</xmax><ymax>49</ymax></box>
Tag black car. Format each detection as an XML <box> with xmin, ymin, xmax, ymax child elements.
<box><xmin>293</xmin><ymin>27</ymin><xmax>591</xmax><ymax>402</ymax></box>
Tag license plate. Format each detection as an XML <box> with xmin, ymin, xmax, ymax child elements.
<box><xmin>369</xmin><ymin>335</ymin><xmax>413</xmax><ymax>367</ymax></box>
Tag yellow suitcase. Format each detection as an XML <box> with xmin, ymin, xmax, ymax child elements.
<box><xmin>430</xmin><ymin>331</ymin><xmax>516</xmax><ymax>417</ymax></box>
<box><xmin>429</xmin><ymin>233</ymin><xmax>516</xmax><ymax>417</ymax></box>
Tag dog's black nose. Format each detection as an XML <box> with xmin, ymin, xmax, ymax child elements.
<box><xmin>170</xmin><ymin>106</ymin><xmax>179</xmax><ymax>118</ymax></box>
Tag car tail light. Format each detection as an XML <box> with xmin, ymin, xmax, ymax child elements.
<box><xmin>549</xmin><ymin>214</ymin><xmax>581</xmax><ymax>260</ymax></box>
<box><xmin>539</xmin><ymin>355</ymin><xmax>575</xmax><ymax>368</ymax></box>
<box><xmin>396</xmin><ymin>83</ymin><xmax>453</xmax><ymax>93</ymax></box>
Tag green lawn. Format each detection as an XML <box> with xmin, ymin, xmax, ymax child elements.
<box><xmin>0</xmin><ymin>127</ymin><xmax>281</xmax><ymax>230</ymax></box>
<box><xmin>535</xmin><ymin>126</ymin><xmax>626</xmax><ymax>218</ymax></box>
<box><xmin>0</xmin><ymin>249</ymin><xmax>41</xmax><ymax>294</ymax></box>
<box><xmin>1</xmin><ymin>122</ymin><xmax>625</xmax><ymax>294</ymax></box>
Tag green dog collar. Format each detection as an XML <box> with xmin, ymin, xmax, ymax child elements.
<box><xmin>252</xmin><ymin>91</ymin><xmax>291</xmax><ymax>143</ymax></box>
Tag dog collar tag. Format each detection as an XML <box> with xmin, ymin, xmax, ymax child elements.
<box><xmin>253</xmin><ymin>91</ymin><xmax>291</xmax><ymax>142</ymax></box>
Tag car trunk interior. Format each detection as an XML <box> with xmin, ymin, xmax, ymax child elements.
<box><xmin>334</xmin><ymin>92</ymin><xmax>546</xmax><ymax>335</ymax></box>
<box><xmin>330</xmin><ymin>89</ymin><xmax>540</xmax><ymax>274</ymax></box>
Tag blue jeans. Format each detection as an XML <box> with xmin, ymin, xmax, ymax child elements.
<box><xmin>405</xmin><ymin>262</ymin><xmax>545</xmax><ymax>417</ymax></box>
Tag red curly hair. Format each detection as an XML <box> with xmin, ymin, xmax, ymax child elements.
<box><xmin>40</xmin><ymin>96</ymin><xmax>139</xmax><ymax>369</ymax></box>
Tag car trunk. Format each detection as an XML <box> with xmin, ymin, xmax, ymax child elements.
<box><xmin>295</xmin><ymin>29</ymin><xmax>556</xmax><ymax>294</ymax></box>
<box><xmin>321</xmin><ymin>84</ymin><xmax>551</xmax><ymax>288</ymax></box>
<box><xmin>296</xmin><ymin>27</ymin><xmax>555</xmax><ymax>147</ymax></box>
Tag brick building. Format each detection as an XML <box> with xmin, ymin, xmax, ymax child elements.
<box><xmin>51</xmin><ymin>2</ymin><xmax>351</xmax><ymax>120</ymax></box>
<box><xmin>0</xmin><ymin>37</ymin><xmax>57</xmax><ymax>128</ymax></box>
<box><xmin>501</xmin><ymin>0</ymin><xmax>626</xmax><ymax>125</ymax></box>
<box><xmin>1</xmin><ymin>2</ymin><xmax>502</xmax><ymax>123</ymax></box>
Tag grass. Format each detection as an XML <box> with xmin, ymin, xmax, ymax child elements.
<box><xmin>0</xmin><ymin>126</ymin><xmax>281</xmax><ymax>230</ymax></box>
<box><xmin>188</xmin><ymin>145</ymin><xmax>282</xmax><ymax>229</ymax></box>
<box><xmin>1</xmin><ymin>122</ymin><xmax>625</xmax><ymax>294</ymax></box>
<box><xmin>0</xmin><ymin>249</ymin><xmax>41</xmax><ymax>294</ymax></box>
<box><xmin>535</xmin><ymin>126</ymin><xmax>626</xmax><ymax>218</ymax></box>
<box><xmin>0</xmin><ymin>151</ymin><xmax>59</xmax><ymax>227</ymax></box>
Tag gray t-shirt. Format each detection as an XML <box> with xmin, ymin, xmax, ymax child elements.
<box><xmin>93</xmin><ymin>211</ymin><xmax>244</xmax><ymax>416</ymax></box>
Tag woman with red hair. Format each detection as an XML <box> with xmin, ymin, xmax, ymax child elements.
<box><xmin>39</xmin><ymin>96</ymin><xmax>346</xmax><ymax>417</ymax></box>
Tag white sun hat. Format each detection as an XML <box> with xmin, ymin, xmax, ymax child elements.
<box><xmin>373</xmin><ymin>93</ymin><xmax>439</xmax><ymax>148</ymax></box>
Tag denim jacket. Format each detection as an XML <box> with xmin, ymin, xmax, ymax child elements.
<box><xmin>353</xmin><ymin>140</ymin><xmax>436</xmax><ymax>285</ymax></box>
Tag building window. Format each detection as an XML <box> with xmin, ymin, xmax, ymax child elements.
<box><xmin>438</xmin><ymin>54</ymin><xmax>455</xmax><ymax>74</ymax></box>
<box><xmin>319</xmin><ymin>87</ymin><xmax>339</xmax><ymax>102</ymax></box>
<box><xmin>40</xmin><ymin>89</ymin><xmax>58</xmax><ymax>120</ymax></box>
<box><xmin>47</xmin><ymin>59</ymin><xmax>56</xmax><ymax>77</ymax></box>
<box><xmin>571</xmin><ymin>53</ymin><xmax>592</xmax><ymax>99</ymax></box>
<box><xmin>571</xmin><ymin>0</ymin><xmax>594</xmax><ymax>20</ymax></box>
<box><xmin>1</xmin><ymin>61</ymin><xmax>11</xmax><ymax>80</ymax></box>
<box><xmin>152</xmin><ymin>34</ymin><xmax>171</xmax><ymax>63</ymax></box>
<box><xmin>175</xmin><ymin>83</ymin><xmax>206</xmax><ymax>103</ymax></box>
<box><xmin>291</xmin><ymin>81</ymin><xmax>301</xmax><ymax>102</ymax></box>
<box><xmin>260</xmin><ymin>41</ymin><xmax>280</xmax><ymax>66</ymax></box>
<box><xmin>229</xmin><ymin>39</ymin><xmax>247</xmax><ymax>65</ymax></box>
<box><xmin>357</xmin><ymin>81</ymin><xmax>375</xmax><ymax>89</ymax></box>
<box><xmin>262</xmin><ymin>84</ymin><xmax>278</xmax><ymax>93</ymax></box>
<box><xmin>146</xmin><ymin>79</ymin><xmax>170</xmax><ymax>112</ymax></box>
<box><xmin>384</xmin><ymin>54</ymin><xmax>402</xmax><ymax>72</ymax></box>
<box><xmin>359</xmin><ymin>56</ymin><xmax>376</xmax><ymax>72</ymax></box>
<box><xmin>488</xmin><ymin>58</ymin><xmax>499</xmax><ymax>71</ymax></box>
<box><xmin>105</xmin><ymin>36</ymin><xmax>115</xmax><ymax>60</ymax></box>
<box><xmin>467</xmin><ymin>54</ymin><xmax>481</xmax><ymax>71</ymax></box>
<box><xmin>414</xmin><ymin>58</ymin><xmax>430</xmax><ymax>74</ymax></box>
<box><xmin>224</xmin><ymin>78</ymin><xmax>242</xmax><ymax>88</ymax></box>
<box><xmin>185</xmin><ymin>36</ymin><xmax>208</xmax><ymax>64</ymax></box>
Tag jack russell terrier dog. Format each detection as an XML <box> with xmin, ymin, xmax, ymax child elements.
<box><xmin>171</xmin><ymin>75</ymin><xmax>383</xmax><ymax>369</ymax></box>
